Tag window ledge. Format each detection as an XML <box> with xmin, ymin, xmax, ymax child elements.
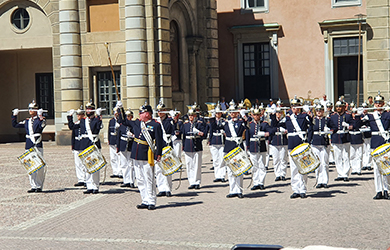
<box><xmin>332</xmin><ymin>1</ymin><xmax>362</xmax><ymax>8</ymax></box>
<box><xmin>241</xmin><ymin>7</ymin><xmax>269</xmax><ymax>14</ymax></box>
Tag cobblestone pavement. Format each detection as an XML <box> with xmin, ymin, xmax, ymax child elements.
<box><xmin>0</xmin><ymin>142</ymin><xmax>389</xmax><ymax>250</ymax></box>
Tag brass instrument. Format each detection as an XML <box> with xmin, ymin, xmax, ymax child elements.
<box><xmin>205</xmin><ymin>102</ymin><xmax>216</xmax><ymax>117</ymax></box>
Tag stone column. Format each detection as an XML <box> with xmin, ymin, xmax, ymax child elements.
<box><xmin>187</xmin><ymin>37</ymin><xmax>203</xmax><ymax>104</ymax></box>
<box><xmin>125</xmin><ymin>0</ymin><xmax>149</xmax><ymax>109</ymax></box>
<box><xmin>57</xmin><ymin>0</ymin><xmax>82</xmax><ymax>145</ymax></box>
<box><xmin>156</xmin><ymin>0</ymin><xmax>172</xmax><ymax>108</ymax></box>
<box><xmin>206</xmin><ymin>0</ymin><xmax>220</xmax><ymax>103</ymax></box>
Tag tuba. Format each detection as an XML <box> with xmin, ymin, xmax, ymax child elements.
<box><xmin>205</xmin><ymin>102</ymin><xmax>216</xmax><ymax>118</ymax></box>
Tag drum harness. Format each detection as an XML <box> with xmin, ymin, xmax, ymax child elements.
<box><xmin>372</xmin><ymin>112</ymin><xmax>389</xmax><ymax>141</ymax></box>
<box><xmin>289</xmin><ymin>114</ymin><xmax>307</xmax><ymax>141</ymax></box>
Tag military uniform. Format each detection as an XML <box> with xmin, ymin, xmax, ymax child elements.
<box><xmin>269</xmin><ymin>113</ymin><xmax>288</xmax><ymax>181</ymax></box>
<box><xmin>155</xmin><ymin>114</ymin><xmax>175</xmax><ymax>196</ymax></box>
<box><xmin>309</xmin><ymin>113</ymin><xmax>330</xmax><ymax>188</ymax></box>
<box><xmin>327</xmin><ymin>111</ymin><xmax>352</xmax><ymax>180</ymax></box>
<box><xmin>349</xmin><ymin>113</ymin><xmax>363</xmax><ymax>175</ymax></box>
<box><xmin>182</xmin><ymin>113</ymin><xmax>207</xmax><ymax>189</ymax></box>
<box><xmin>118</xmin><ymin>104</ymin><xmax>163</xmax><ymax>209</ymax></box>
<box><xmin>278</xmin><ymin>104</ymin><xmax>313</xmax><ymax>198</ymax></box>
<box><xmin>12</xmin><ymin>101</ymin><xmax>46</xmax><ymax>192</ymax></box>
<box><xmin>172</xmin><ymin>117</ymin><xmax>183</xmax><ymax>159</ymax></box>
<box><xmin>108</xmin><ymin>115</ymin><xmax>121</xmax><ymax>177</ymax></box>
<box><xmin>222</xmin><ymin>113</ymin><xmax>247</xmax><ymax>197</ymax></box>
<box><xmin>67</xmin><ymin>108</ymin><xmax>103</xmax><ymax>193</ymax></box>
<box><xmin>208</xmin><ymin>115</ymin><xmax>226</xmax><ymax>182</ymax></box>
<box><xmin>116</xmin><ymin>122</ymin><xmax>135</xmax><ymax>187</ymax></box>
<box><xmin>246</xmin><ymin>116</ymin><xmax>275</xmax><ymax>190</ymax></box>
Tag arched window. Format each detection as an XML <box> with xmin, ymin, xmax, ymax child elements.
<box><xmin>12</xmin><ymin>8</ymin><xmax>30</xmax><ymax>30</ymax></box>
<box><xmin>170</xmin><ymin>21</ymin><xmax>181</xmax><ymax>92</ymax></box>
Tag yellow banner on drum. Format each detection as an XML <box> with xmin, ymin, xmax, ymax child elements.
<box><xmin>371</xmin><ymin>143</ymin><xmax>390</xmax><ymax>176</ymax></box>
<box><xmin>79</xmin><ymin>145</ymin><xmax>106</xmax><ymax>174</ymax></box>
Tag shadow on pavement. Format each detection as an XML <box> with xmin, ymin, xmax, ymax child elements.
<box><xmin>201</xmin><ymin>184</ymin><xmax>229</xmax><ymax>189</ymax></box>
<box><xmin>100</xmin><ymin>181</ymin><xmax>122</xmax><ymax>186</ymax></box>
<box><xmin>244</xmin><ymin>190</ymin><xmax>282</xmax><ymax>198</ymax></box>
<box><xmin>100</xmin><ymin>188</ymin><xmax>138</xmax><ymax>194</ymax></box>
<box><xmin>328</xmin><ymin>183</ymin><xmax>359</xmax><ymax>188</ymax></box>
<box><xmin>349</xmin><ymin>177</ymin><xmax>374</xmax><ymax>181</ymax></box>
<box><xmin>42</xmin><ymin>189</ymin><xmax>65</xmax><ymax>193</ymax></box>
<box><xmin>309</xmin><ymin>189</ymin><xmax>347</xmax><ymax>198</ymax></box>
<box><xmin>266</xmin><ymin>182</ymin><xmax>290</xmax><ymax>189</ymax></box>
<box><xmin>157</xmin><ymin>201</ymin><xmax>203</xmax><ymax>209</ymax></box>
<box><xmin>174</xmin><ymin>190</ymin><xmax>215</xmax><ymax>197</ymax></box>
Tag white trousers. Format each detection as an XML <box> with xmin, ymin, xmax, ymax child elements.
<box><xmin>289</xmin><ymin>151</ymin><xmax>308</xmax><ymax>194</ymax></box>
<box><xmin>173</xmin><ymin>140</ymin><xmax>182</xmax><ymax>159</ymax></box>
<box><xmin>210</xmin><ymin>145</ymin><xmax>226</xmax><ymax>179</ymax></box>
<box><xmin>134</xmin><ymin>160</ymin><xmax>156</xmax><ymax>205</ymax></box>
<box><xmin>350</xmin><ymin>144</ymin><xmax>363</xmax><ymax>173</ymax></box>
<box><xmin>373</xmin><ymin>160</ymin><xmax>390</xmax><ymax>193</ymax></box>
<box><xmin>226</xmin><ymin>162</ymin><xmax>244</xmax><ymax>194</ymax></box>
<box><xmin>29</xmin><ymin>147</ymin><xmax>46</xmax><ymax>189</ymax></box>
<box><xmin>73</xmin><ymin>150</ymin><xmax>86</xmax><ymax>183</ymax></box>
<box><xmin>329</xmin><ymin>144</ymin><xmax>335</xmax><ymax>163</ymax></box>
<box><xmin>265</xmin><ymin>141</ymin><xmax>270</xmax><ymax>167</ymax></box>
<box><xmin>155</xmin><ymin>165</ymin><xmax>172</xmax><ymax>192</ymax></box>
<box><xmin>109</xmin><ymin>145</ymin><xmax>120</xmax><ymax>175</ymax></box>
<box><xmin>269</xmin><ymin>145</ymin><xmax>288</xmax><ymax>178</ymax></box>
<box><xmin>184</xmin><ymin>151</ymin><xmax>202</xmax><ymax>185</ymax></box>
<box><xmin>248</xmin><ymin>151</ymin><xmax>267</xmax><ymax>185</ymax></box>
<box><xmin>333</xmin><ymin>143</ymin><xmax>350</xmax><ymax>178</ymax></box>
<box><xmin>119</xmin><ymin>151</ymin><xmax>135</xmax><ymax>184</ymax></box>
<box><xmin>363</xmin><ymin>138</ymin><xmax>372</xmax><ymax>167</ymax></box>
<box><xmin>312</xmin><ymin>145</ymin><xmax>329</xmax><ymax>184</ymax></box>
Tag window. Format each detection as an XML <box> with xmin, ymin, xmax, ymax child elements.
<box><xmin>87</xmin><ymin>0</ymin><xmax>119</xmax><ymax>32</ymax></box>
<box><xmin>243</xmin><ymin>43</ymin><xmax>271</xmax><ymax>99</ymax></box>
<box><xmin>36</xmin><ymin>73</ymin><xmax>54</xmax><ymax>119</ymax></box>
<box><xmin>12</xmin><ymin>8</ymin><xmax>30</xmax><ymax>30</ymax></box>
<box><xmin>334</xmin><ymin>37</ymin><xmax>362</xmax><ymax>57</ymax></box>
<box><xmin>242</xmin><ymin>0</ymin><xmax>269</xmax><ymax>13</ymax></box>
<box><xmin>332</xmin><ymin>0</ymin><xmax>362</xmax><ymax>8</ymax></box>
<box><xmin>97</xmin><ymin>71</ymin><xmax>120</xmax><ymax>115</ymax></box>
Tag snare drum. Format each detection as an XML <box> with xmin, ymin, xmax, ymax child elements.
<box><xmin>371</xmin><ymin>143</ymin><xmax>390</xmax><ymax>176</ymax></box>
<box><xmin>290</xmin><ymin>143</ymin><xmax>320</xmax><ymax>175</ymax></box>
<box><xmin>223</xmin><ymin>147</ymin><xmax>253</xmax><ymax>177</ymax></box>
<box><xmin>79</xmin><ymin>145</ymin><xmax>107</xmax><ymax>174</ymax></box>
<box><xmin>157</xmin><ymin>146</ymin><xmax>182</xmax><ymax>176</ymax></box>
<box><xmin>17</xmin><ymin>147</ymin><xmax>46</xmax><ymax>175</ymax></box>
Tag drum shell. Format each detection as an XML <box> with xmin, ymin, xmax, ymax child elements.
<box><xmin>79</xmin><ymin>145</ymin><xmax>106</xmax><ymax>174</ymax></box>
<box><xmin>223</xmin><ymin>147</ymin><xmax>253</xmax><ymax>177</ymax></box>
<box><xmin>371</xmin><ymin>143</ymin><xmax>390</xmax><ymax>176</ymax></box>
<box><xmin>157</xmin><ymin>146</ymin><xmax>182</xmax><ymax>176</ymax></box>
<box><xmin>17</xmin><ymin>147</ymin><xmax>46</xmax><ymax>175</ymax></box>
<box><xmin>290</xmin><ymin>143</ymin><xmax>320</xmax><ymax>175</ymax></box>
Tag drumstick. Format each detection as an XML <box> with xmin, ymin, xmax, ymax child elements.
<box><xmin>104</xmin><ymin>42</ymin><xmax>120</xmax><ymax>101</ymax></box>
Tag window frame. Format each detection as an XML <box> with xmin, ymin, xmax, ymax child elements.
<box><xmin>241</xmin><ymin>0</ymin><xmax>269</xmax><ymax>13</ymax></box>
<box><xmin>10</xmin><ymin>7</ymin><xmax>32</xmax><ymax>34</ymax></box>
<box><xmin>331</xmin><ymin>0</ymin><xmax>362</xmax><ymax>8</ymax></box>
<box><xmin>96</xmin><ymin>70</ymin><xmax>121</xmax><ymax>117</ymax></box>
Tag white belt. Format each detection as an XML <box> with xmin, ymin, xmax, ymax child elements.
<box><xmin>314</xmin><ymin>131</ymin><xmax>331</xmax><ymax>135</ymax></box>
<box><xmin>213</xmin><ymin>132</ymin><xmax>223</xmax><ymax>136</ymax></box>
<box><xmin>349</xmin><ymin>131</ymin><xmax>362</xmax><ymax>135</ymax></box>
<box><xmin>121</xmin><ymin>136</ymin><xmax>129</xmax><ymax>141</ymax></box>
<box><xmin>186</xmin><ymin>136</ymin><xmax>196</xmax><ymax>139</ymax></box>
<box><xmin>371</xmin><ymin>132</ymin><xmax>388</xmax><ymax>136</ymax></box>
<box><xmin>26</xmin><ymin>133</ymin><xmax>41</xmax><ymax>139</ymax></box>
<box><xmin>336</xmin><ymin>130</ymin><xmax>349</xmax><ymax>134</ymax></box>
<box><xmin>110</xmin><ymin>132</ymin><xmax>117</xmax><ymax>136</ymax></box>
<box><xmin>275</xmin><ymin>132</ymin><xmax>285</xmax><ymax>136</ymax></box>
<box><xmin>75</xmin><ymin>136</ymin><xmax>83</xmax><ymax>141</ymax></box>
<box><xmin>250</xmin><ymin>138</ymin><xmax>265</xmax><ymax>141</ymax></box>
<box><xmin>81</xmin><ymin>134</ymin><xmax>99</xmax><ymax>138</ymax></box>
<box><xmin>287</xmin><ymin>131</ymin><xmax>306</xmax><ymax>137</ymax></box>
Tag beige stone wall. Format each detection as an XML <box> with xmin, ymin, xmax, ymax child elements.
<box><xmin>87</xmin><ymin>0</ymin><xmax>120</xmax><ymax>32</ymax></box>
<box><xmin>366</xmin><ymin>0</ymin><xmax>390</xmax><ymax>100</ymax></box>
<box><xmin>0</xmin><ymin>49</ymin><xmax>53</xmax><ymax>142</ymax></box>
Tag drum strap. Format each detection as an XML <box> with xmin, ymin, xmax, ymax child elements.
<box><xmin>85</xmin><ymin>118</ymin><xmax>98</xmax><ymax>144</ymax></box>
<box><xmin>373</xmin><ymin>112</ymin><xmax>389</xmax><ymax>140</ymax></box>
<box><xmin>290</xmin><ymin>115</ymin><xmax>305</xmax><ymax>141</ymax></box>
<box><xmin>28</xmin><ymin>118</ymin><xmax>42</xmax><ymax>146</ymax></box>
<box><xmin>228</xmin><ymin>120</ymin><xmax>242</xmax><ymax>145</ymax></box>
<box><xmin>141</xmin><ymin>121</ymin><xmax>156</xmax><ymax>153</ymax></box>
<box><xmin>157</xmin><ymin>118</ymin><xmax>171</xmax><ymax>144</ymax></box>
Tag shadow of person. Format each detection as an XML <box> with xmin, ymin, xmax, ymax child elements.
<box><xmin>42</xmin><ymin>189</ymin><xmax>65</xmax><ymax>193</ymax></box>
<box><xmin>309</xmin><ymin>189</ymin><xmax>347</xmax><ymax>198</ymax></box>
<box><xmin>244</xmin><ymin>190</ymin><xmax>283</xmax><ymax>199</ymax></box>
<box><xmin>157</xmin><ymin>201</ymin><xmax>204</xmax><ymax>209</ymax></box>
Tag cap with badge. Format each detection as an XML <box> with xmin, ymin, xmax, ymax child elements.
<box><xmin>251</xmin><ymin>104</ymin><xmax>263</xmax><ymax>115</ymax></box>
<box><xmin>227</xmin><ymin>100</ymin><xmax>240</xmax><ymax>112</ymax></box>
<box><xmin>215</xmin><ymin>102</ymin><xmax>222</xmax><ymax>113</ymax></box>
<box><xmin>335</xmin><ymin>97</ymin><xmax>346</xmax><ymax>107</ymax></box>
<box><xmin>125</xmin><ymin>108</ymin><xmax>134</xmax><ymax>116</ymax></box>
<box><xmin>76</xmin><ymin>105</ymin><xmax>85</xmax><ymax>115</ymax></box>
<box><xmin>139</xmin><ymin>101</ymin><xmax>153</xmax><ymax>114</ymax></box>
<box><xmin>85</xmin><ymin>100</ymin><xmax>96</xmax><ymax>109</ymax></box>
<box><xmin>290</xmin><ymin>95</ymin><xmax>301</xmax><ymax>106</ymax></box>
<box><xmin>315</xmin><ymin>104</ymin><xmax>324</xmax><ymax>110</ymax></box>
<box><xmin>326</xmin><ymin>102</ymin><xmax>333</xmax><ymax>108</ymax></box>
<box><xmin>156</xmin><ymin>98</ymin><xmax>166</xmax><ymax>111</ymax></box>
<box><xmin>374</xmin><ymin>91</ymin><xmax>385</xmax><ymax>103</ymax></box>
<box><xmin>28</xmin><ymin>99</ymin><xmax>39</xmax><ymax>110</ymax></box>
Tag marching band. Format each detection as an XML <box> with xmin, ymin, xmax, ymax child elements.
<box><xmin>12</xmin><ymin>91</ymin><xmax>390</xmax><ymax>210</ymax></box>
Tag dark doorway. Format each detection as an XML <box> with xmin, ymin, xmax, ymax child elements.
<box><xmin>243</xmin><ymin>43</ymin><xmax>270</xmax><ymax>100</ymax></box>
<box><xmin>36</xmin><ymin>73</ymin><xmax>54</xmax><ymax>119</ymax></box>
<box><xmin>335</xmin><ymin>56</ymin><xmax>363</xmax><ymax>104</ymax></box>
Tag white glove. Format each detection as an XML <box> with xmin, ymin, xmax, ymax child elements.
<box><xmin>38</xmin><ymin>109</ymin><xmax>44</xmax><ymax>116</ymax></box>
<box><xmin>193</xmin><ymin>127</ymin><xmax>200</xmax><ymax>135</ymax></box>
<box><xmin>96</xmin><ymin>108</ymin><xmax>102</xmax><ymax>116</ymax></box>
<box><xmin>342</xmin><ymin>122</ymin><xmax>349</xmax><ymax>127</ymax></box>
<box><xmin>12</xmin><ymin>109</ymin><xmax>19</xmax><ymax>116</ymax></box>
<box><xmin>169</xmin><ymin>110</ymin><xmax>175</xmax><ymax>117</ymax></box>
<box><xmin>211</xmin><ymin>111</ymin><xmax>216</xmax><ymax>118</ymax></box>
<box><xmin>127</xmin><ymin>131</ymin><xmax>134</xmax><ymax>138</ymax></box>
<box><xmin>115</xmin><ymin>122</ymin><xmax>120</xmax><ymax>129</ymax></box>
<box><xmin>324</xmin><ymin>126</ymin><xmax>330</xmax><ymax>132</ymax></box>
<box><xmin>279</xmin><ymin>127</ymin><xmax>286</xmax><ymax>133</ymax></box>
<box><xmin>257</xmin><ymin>131</ymin><xmax>265</xmax><ymax>137</ymax></box>
<box><xmin>303</xmin><ymin>105</ymin><xmax>310</xmax><ymax>113</ymax></box>
<box><xmin>269</xmin><ymin>107</ymin><xmax>276</xmax><ymax>114</ymax></box>
<box><xmin>68</xmin><ymin>109</ymin><xmax>75</xmax><ymax>116</ymax></box>
<box><xmin>240</xmin><ymin>110</ymin><xmax>246</xmax><ymax>117</ymax></box>
<box><xmin>357</xmin><ymin>107</ymin><xmax>364</xmax><ymax>115</ymax></box>
<box><xmin>116</xmin><ymin>100</ymin><xmax>123</xmax><ymax>109</ymax></box>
